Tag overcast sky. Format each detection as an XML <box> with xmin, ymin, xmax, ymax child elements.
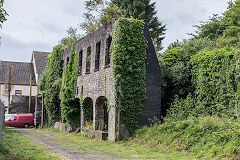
<box><xmin>0</xmin><ymin>0</ymin><xmax>229</xmax><ymax>62</ymax></box>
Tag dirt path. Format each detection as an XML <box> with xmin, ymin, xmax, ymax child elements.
<box><xmin>12</xmin><ymin>128</ymin><xmax>126</xmax><ymax>160</ymax></box>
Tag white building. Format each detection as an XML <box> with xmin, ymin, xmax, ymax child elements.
<box><xmin>0</xmin><ymin>51</ymin><xmax>50</xmax><ymax>113</ymax></box>
<box><xmin>0</xmin><ymin>61</ymin><xmax>37</xmax><ymax>113</ymax></box>
<box><xmin>31</xmin><ymin>51</ymin><xmax>49</xmax><ymax>84</ymax></box>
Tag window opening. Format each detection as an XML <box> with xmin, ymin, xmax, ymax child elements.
<box><xmin>105</xmin><ymin>36</ymin><xmax>112</xmax><ymax>67</ymax></box>
<box><xmin>86</xmin><ymin>47</ymin><xmax>91</xmax><ymax>74</ymax></box>
<box><xmin>95</xmin><ymin>42</ymin><xmax>101</xmax><ymax>71</ymax></box>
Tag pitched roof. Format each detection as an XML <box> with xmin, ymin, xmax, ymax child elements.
<box><xmin>0</xmin><ymin>61</ymin><xmax>36</xmax><ymax>85</ymax></box>
<box><xmin>32</xmin><ymin>51</ymin><xmax>50</xmax><ymax>75</ymax></box>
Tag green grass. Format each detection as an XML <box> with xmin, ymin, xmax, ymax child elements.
<box><xmin>2</xmin><ymin>116</ymin><xmax>237</xmax><ymax>160</ymax></box>
<box><xmin>39</xmin><ymin>116</ymin><xmax>240</xmax><ymax>160</ymax></box>
<box><xmin>39</xmin><ymin>128</ymin><xmax>195</xmax><ymax>160</ymax></box>
<box><xmin>131</xmin><ymin>116</ymin><xmax>240</xmax><ymax>160</ymax></box>
<box><xmin>0</xmin><ymin>127</ymin><xmax>60</xmax><ymax>160</ymax></box>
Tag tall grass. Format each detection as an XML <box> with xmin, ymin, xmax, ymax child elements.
<box><xmin>130</xmin><ymin>116</ymin><xmax>240</xmax><ymax>159</ymax></box>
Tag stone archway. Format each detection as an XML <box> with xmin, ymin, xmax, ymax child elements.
<box><xmin>95</xmin><ymin>96</ymin><xmax>108</xmax><ymax>131</ymax></box>
<box><xmin>82</xmin><ymin>97</ymin><xmax>93</xmax><ymax>128</ymax></box>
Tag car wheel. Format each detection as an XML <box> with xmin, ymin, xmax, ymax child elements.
<box><xmin>24</xmin><ymin>123</ymin><xmax>29</xmax><ymax>128</ymax></box>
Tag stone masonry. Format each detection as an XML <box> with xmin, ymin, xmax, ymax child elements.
<box><xmin>63</xmin><ymin>22</ymin><xmax>162</xmax><ymax>141</ymax></box>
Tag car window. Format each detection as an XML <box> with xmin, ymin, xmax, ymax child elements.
<box><xmin>9</xmin><ymin>117</ymin><xmax>17</xmax><ymax>121</ymax></box>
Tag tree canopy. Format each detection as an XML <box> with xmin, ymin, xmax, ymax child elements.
<box><xmin>80</xmin><ymin>0</ymin><xmax>165</xmax><ymax>52</ymax></box>
<box><xmin>0</xmin><ymin>0</ymin><xmax>7</xmax><ymax>28</ymax></box>
<box><xmin>80</xmin><ymin>0</ymin><xmax>123</xmax><ymax>34</ymax></box>
<box><xmin>59</xmin><ymin>26</ymin><xmax>82</xmax><ymax>46</ymax></box>
<box><xmin>112</xmin><ymin>0</ymin><xmax>166</xmax><ymax>52</ymax></box>
<box><xmin>160</xmin><ymin>0</ymin><xmax>240</xmax><ymax>121</ymax></box>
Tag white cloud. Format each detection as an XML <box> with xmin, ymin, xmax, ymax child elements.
<box><xmin>0</xmin><ymin>33</ymin><xmax>50</xmax><ymax>62</ymax></box>
<box><xmin>154</xmin><ymin>0</ymin><xmax>229</xmax><ymax>52</ymax></box>
<box><xmin>0</xmin><ymin>0</ymin><xmax>230</xmax><ymax>61</ymax></box>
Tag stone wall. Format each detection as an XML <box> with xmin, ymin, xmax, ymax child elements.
<box><xmin>62</xmin><ymin>22</ymin><xmax>162</xmax><ymax>141</ymax></box>
<box><xmin>54</xmin><ymin>122</ymin><xmax>77</xmax><ymax>132</ymax></box>
<box><xmin>10</xmin><ymin>95</ymin><xmax>38</xmax><ymax>114</ymax></box>
<box><xmin>0</xmin><ymin>100</ymin><xmax>4</xmax><ymax>141</ymax></box>
<box><xmin>63</xmin><ymin>23</ymin><xmax>117</xmax><ymax>141</ymax></box>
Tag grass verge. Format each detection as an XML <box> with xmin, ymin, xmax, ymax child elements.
<box><xmin>39</xmin><ymin>129</ymin><xmax>194</xmax><ymax>160</ymax></box>
<box><xmin>0</xmin><ymin>127</ymin><xmax>60</xmax><ymax>160</ymax></box>
<box><xmin>131</xmin><ymin>116</ymin><xmax>240</xmax><ymax>160</ymax></box>
<box><xmin>39</xmin><ymin>116</ymin><xmax>240</xmax><ymax>160</ymax></box>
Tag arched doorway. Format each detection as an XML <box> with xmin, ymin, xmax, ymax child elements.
<box><xmin>83</xmin><ymin>97</ymin><xmax>93</xmax><ymax>128</ymax></box>
<box><xmin>95</xmin><ymin>96</ymin><xmax>108</xmax><ymax>131</ymax></box>
<box><xmin>62</xmin><ymin>98</ymin><xmax>80</xmax><ymax>126</ymax></box>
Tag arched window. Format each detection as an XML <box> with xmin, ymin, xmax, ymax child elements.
<box><xmin>86</xmin><ymin>47</ymin><xmax>91</xmax><ymax>74</ymax></box>
<box><xmin>95</xmin><ymin>41</ymin><xmax>101</xmax><ymax>71</ymax></box>
<box><xmin>105</xmin><ymin>36</ymin><xmax>112</xmax><ymax>67</ymax></box>
<box><xmin>78</xmin><ymin>50</ymin><xmax>83</xmax><ymax>75</ymax></box>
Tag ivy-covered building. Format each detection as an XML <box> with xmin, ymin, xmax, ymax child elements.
<box><xmin>63</xmin><ymin>19</ymin><xmax>162</xmax><ymax>141</ymax></box>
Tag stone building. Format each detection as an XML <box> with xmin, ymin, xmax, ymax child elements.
<box><xmin>63</xmin><ymin>23</ymin><xmax>162</xmax><ymax>141</ymax></box>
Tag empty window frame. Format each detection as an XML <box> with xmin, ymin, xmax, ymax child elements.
<box><xmin>86</xmin><ymin>47</ymin><xmax>91</xmax><ymax>74</ymax></box>
<box><xmin>15</xmin><ymin>90</ymin><xmax>22</xmax><ymax>95</ymax></box>
<box><xmin>66</xmin><ymin>57</ymin><xmax>70</xmax><ymax>66</ymax></box>
<box><xmin>105</xmin><ymin>36</ymin><xmax>112</xmax><ymax>67</ymax></box>
<box><xmin>95</xmin><ymin>41</ymin><xmax>101</xmax><ymax>71</ymax></box>
<box><xmin>78</xmin><ymin>50</ymin><xmax>83</xmax><ymax>75</ymax></box>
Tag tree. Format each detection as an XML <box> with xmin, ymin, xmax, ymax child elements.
<box><xmin>59</xmin><ymin>26</ymin><xmax>82</xmax><ymax>46</ymax></box>
<box><xmin>193</xmin><ymin>14</ymin><xmax>226</xmax><ymax>41</ymax></box>
<box><xmin>159</xmin><ymin>38</ymin><xmax>215</xmax><ymax>116</ymax></box>
<box><xmin>0</xmin><ymin>0</ymin><xmax>7</xmax><ymax>28</ymax></box>
<box><xmin>112</xmin><ymin>0</ymin><xmax>166</xmax><ymax>52</ymax></box>
<box><xmin>4</xmin><ymin>66</ymin><xmax>12</xmax><ymax>113</ymax></box>
<box><xmin>80</xmin><ymin>0</ymin><xmax>123</xmax><ymax>34</ymax></box>
<box><xmin>0</xmin><ymin>0</ymin><xmax>8</xmax><ymax>44</ymax></box>
<box><xmin>38</xmin><ymin>45</ymin><xmax>64</xmax><ymax>124</ymax></box>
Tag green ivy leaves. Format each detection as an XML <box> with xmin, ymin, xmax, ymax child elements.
<box><xmin>111</xmin><ymin>18</ymin><xmax>147</xmax><ymax>135</ymax></box>
<box><xmin>37</xmin><ymin>45</ymin><xmax>64</xmax><ymax>124</ymax></box>
<box><xmin>60</xmin><ymin>45</ymin><xmax>79</xmax><ymax>125</ymax></box>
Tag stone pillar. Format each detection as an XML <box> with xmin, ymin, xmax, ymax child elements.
<box><xmin>108</xmin><ymin>106</ymin><xmax>116</xmax><ymax>141</ymax></box>
<box><xmin>93</xmin><ymin>102</ymin><xmax>96</xmax><ymax>130</ymax></box>
<box><xmin>0</xmin><ymin>100</ymin><xmax>4</xmax><ymax>142</ymax></box>
<box><xmin>80</xmin><ymin>108</ymin><xmax>84</xmax><ymax>132</ymax></box>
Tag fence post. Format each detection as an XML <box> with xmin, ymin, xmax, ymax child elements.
<box><xmin>0</xmin><ymin>100</ymin><xmax>4</xmax><ymax>142</ymax></box>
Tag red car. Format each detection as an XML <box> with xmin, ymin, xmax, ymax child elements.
<box><xmin>4</xmin><ymin>114</ymin><xmax>34</xmax><ymax>128</ymax></box>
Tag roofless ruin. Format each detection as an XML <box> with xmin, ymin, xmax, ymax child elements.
<box><xmin>62</xmin><ymin>18</ymin><xmax>162</xmax><ymax>141</ymax></box>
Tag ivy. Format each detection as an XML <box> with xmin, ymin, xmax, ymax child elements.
<box><xmin>111</xmin><ymin>18</ymin><xmax>147</xmax><ymax>135</ymax></box>
<box><xmin>190</xmin><ymin>47</ymin><xmax>240</xmax><ymax>117</ymax></box>
<box><xmin>37</xmin><ymin>45</ymin><xmax>64</xmax><ymax>125</ymax></box>
<box><xmin>165</xmin><ymin>47</ymin><xmax>240</xmax><ymax>121</ymax></box>
<box><xmin>60</xmin><ymin>45</ymin><xmax>80</xmax><ymax>125</ymax></box>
